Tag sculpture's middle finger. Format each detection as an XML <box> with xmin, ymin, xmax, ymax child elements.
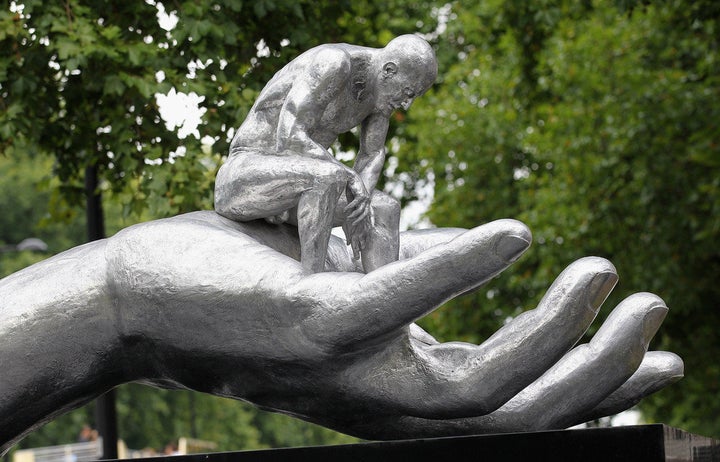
<box><xmin>401</xmin><ymin>257</ymin><xmax>619</xmax><ymax>419</ymax></box>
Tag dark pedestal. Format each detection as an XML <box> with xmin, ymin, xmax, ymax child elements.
<box><xmin>115</xmin><ymin>425</ymin><xmax>719</xmax><ymax>462</ymax></box>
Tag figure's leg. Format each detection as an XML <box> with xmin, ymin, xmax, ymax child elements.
<box><xmin>333</xmin><ymin>190</ymin><xmax>401</xmax><ymax>272</ymax></box>
<box><xmin>325</xmin><ymin>226</ymin><xmax>469</xmax><ymax>272</ymax></box>
<box><xmin>215</xmin><ymin>152</ymin><xmax>347</xmax><ymax>272</ymax></box>
<box><xmin>295</xmin><ymin>174</ymin><xmax>345</xmax><ymax>273</ymax></box>
<box><xmin>362</xmin><ymin>191</ymin><xmax>401</xmax><ymax>272</ymax></box>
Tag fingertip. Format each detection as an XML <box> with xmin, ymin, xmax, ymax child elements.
<box><xmin>591</xmin><ymin>292</ymin><xmax>669</xmax><ymax>353</ymax></box>
<box><xmin>623</xmin><ymin>292</ymin><xmax>667</xmax><ymax>310</ymax></box>
<box><xmin>646</xmin><ymin>351</ymin><xmax>684</xmax><ymax>379</ymax></box>
<box><xmin>580</xmin><ymin>351</ymin><xmax>684</xmax><ymax>423</ymax></box>
<box><xmin>494</xmin><ymin>219</ymin><xmax>533</xmax><ymax>244</ymax></box>
<box><xmin>570</xmin><ymin>256</ymin><xmax>618</xmax><ymax>277</ymax></box>
<box><xmin>495</xmin><ymin>234</ymin><xmax>531</xmax><ymax>262</ymax></box>
<box><xmin>638</xmin><ymin>351</ymin><xmax>684</xmax><ymax>395</ymax></box>
<box><xmin>609</xmin><ymin>293</ymin><xmax>668</xmax><ymax>344</ymax></box>
<box><xmin>483</xmin><ymin>220</ymin><xmax>531</xmax><ymax>263</ymax></box>
<box><xmin>642</xmin><ymin>305</ymin><xmax>668</xmax><ymax>345</ymax></box>
<box><xmin>587</xmin><ymin>271</ymin><xmax>619</xmax><ymax>312</ymax></box>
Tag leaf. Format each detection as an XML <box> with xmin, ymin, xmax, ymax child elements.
<box><xmin>55</xmin><ymin>38</ymin><xmax>82</xmax><ymax>60</ymax></box>
<box><xmin>127</xmin><ymin>46</ymin><xmax>143</xmax><ymax>67</ymax></box>
<box><xmin>103</xmin><ymin>75</ymin><xmax>125</xmax><ymax>96</ymax></box>
<box><xmin>11</xmin><ymin>76</ymin><xmax>37</xmax><ymax>94</ymax></box>
<box><xmin>253</xmin><ymin>1</ymin><xmax>267</xmax><ymax>18</ymax></box>
<box><xmin>227</xmin><ymin>0</ymin><xmax>243</xmax><ymax>13</ymax></box>
<box><xmin>100</xmin><ymin>25</ymin><xmax>122</xmax><ymax>40</ymax></box>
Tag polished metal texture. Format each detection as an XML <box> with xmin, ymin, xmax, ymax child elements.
<box><xmin>215</xmin><ymin>35</ymin><xmax>438</xmax><ymax>274</ymax></box>
<box><xmin>0</xmin><ymin>36</ymin><xmax>683</xmax><ymax>453</ymax></box>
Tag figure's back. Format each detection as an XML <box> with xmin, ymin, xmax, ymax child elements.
<box><xmin>229</xmin><ymin>43</ymin><xmax>369</xmax><ymax>154</ymax></box>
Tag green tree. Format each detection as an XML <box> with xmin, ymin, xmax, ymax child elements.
<box><xmin>0</xmin><ymin>151</ymin><xmax>85</xmax><ymax>277</ymax></box>
<box><xmin>114</xmin><ymin>384</ymin><xmax>358</xmax><ymax>450</ymax></box>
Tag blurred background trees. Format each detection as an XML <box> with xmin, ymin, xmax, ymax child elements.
<box><xmin>1</xmin><ymin>0</ymin><xmax>718</xmax><ymax>451</ymax></box>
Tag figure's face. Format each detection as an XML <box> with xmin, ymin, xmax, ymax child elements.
<box><xmin>375</xmin><ymin>63</ymin><xmax>434</xmax><ymax>116</ymax></box>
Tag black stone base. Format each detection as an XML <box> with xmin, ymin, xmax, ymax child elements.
<box><xmin>112</xmin><ymin>425</ymin><xmax>719</xmax><ymax>462</ymax></box>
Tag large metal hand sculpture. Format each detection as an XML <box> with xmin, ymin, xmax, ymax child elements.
<box><xmin>0</xmin><ymin>211</ymin><xmax>682</xmax><ymax>453</ymax></box>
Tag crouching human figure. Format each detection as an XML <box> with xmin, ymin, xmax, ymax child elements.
<box><xmin>214</xmin><ymin>35</ymin><xmax>437</xmax><ymax>273</ymax></box>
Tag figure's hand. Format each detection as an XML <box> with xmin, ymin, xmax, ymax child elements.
<box><xmin>344</xmin><ymin>173</ymin><xmax>371</xmax><ymax>227</ymax></box>
<box><xmin>343</xmin><ymin>175</ymin><xmax>372</xmax><ymax>259</ymax></box>
<box><xmin>342</xmin><ymin>214</ymin><xmax>371</xmax><ymax>261</ymax></box>
<box><xmin>102</xmin><ymin>212</ymin><xmax>682</xmax><ymax>439</ymax></box>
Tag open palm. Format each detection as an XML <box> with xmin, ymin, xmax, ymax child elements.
<box><xmin>0</xmin><ymin>211</ymin><xmax>682</xmax><ymax>452</ymax></box>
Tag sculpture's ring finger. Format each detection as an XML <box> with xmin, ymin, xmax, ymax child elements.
<box><xmin>489</xmin><ymin>293</ymin><xmax>668</xmax><ymax>431</ymax></box>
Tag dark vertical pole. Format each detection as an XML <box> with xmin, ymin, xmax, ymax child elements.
<box><xmin>190</xmin><ymin>392</ymin><xmax>198</xmax><ymax>439</ymax></box>
<box><xmin>85</xmin><ymin>163</ymin><xmax>105</xmax><ymax>243</ymax></box>
<box><xmin>85</xmin><ymin>164</ymin><xmax>118</xmax><ymax>459</ymax></box>
<box><xmin>95</xmin><ymin>390</ymin><xmax>118</xmax><ymax>459</ymax></box>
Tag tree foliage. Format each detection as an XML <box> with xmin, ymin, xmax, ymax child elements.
<box><xmin>0</xmin><ymin>151</ymin><xmax>85</xmax><ymax>276</ymax></box>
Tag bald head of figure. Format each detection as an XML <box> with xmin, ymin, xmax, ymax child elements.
<box><xmin>373</xmin><ymin>35</ymin><xmax>438</xmax><ymax>115</ymax></box>
<box><xmin>382</xmin><ymin>35</ymin><xmax>437</xmax><ymax>91</ymax></box>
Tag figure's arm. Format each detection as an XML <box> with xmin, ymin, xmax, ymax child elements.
<box><xmin>275</xmin><ymin>48</ymin><xmax>374</xmax><ymax>229</ymax></box>
<box><xmin>354</xmin><ymin>113</ymin><xmax>390</xmax><ymax>192</ymax></box>
<box><xmin>341</xmin><ymin>114</ymin><xmax>390</xmax><ymax>253</ymax></box>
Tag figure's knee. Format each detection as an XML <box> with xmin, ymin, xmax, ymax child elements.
<box><xmin>313</xmin><ymin>163</ymin><xmax>348</xmax><ymax>194</ymax></box>
<box><xmin>213</xmin><ymin>159</ymin><xmax>255</xmax><ymax>221</ymax></box>
<box><xmin>214</xmin><ymin>163</ymin><xmax>234</xmax><ymax>216</ymax></box>
<box><xmin>370</xmin><ymin>192</ymin><xmax>401</xmax><ymax>223</ymax></box>
<box><xmin>214</xmin><ymin>191</ymin><xmax>242</xmax><ymax>221</ymax></box>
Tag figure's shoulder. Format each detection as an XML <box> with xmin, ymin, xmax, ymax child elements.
<box><xmin>302</xmin><ymin>44</ymin><xmax>352</xmax><ymax>80</ymax></box>
<box><xmin>311</xmin><ymin>44</ymin><xmax>352</xmax><ymax>61</ymax></box>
